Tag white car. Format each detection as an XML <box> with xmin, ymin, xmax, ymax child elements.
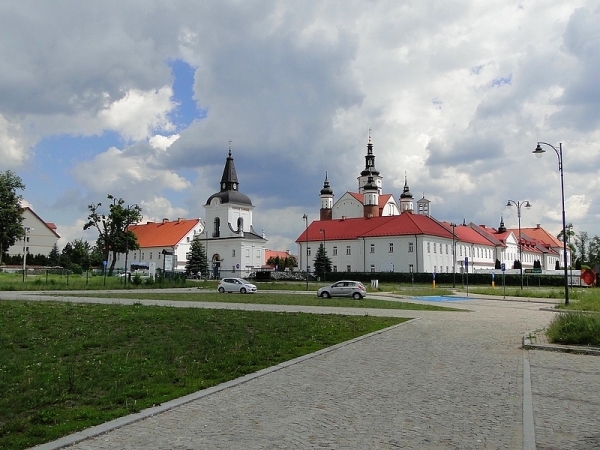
<box><xmin>317</xmin><ymin>280</ymin><xmax>367</xmax><ymax>299</ymax></box>
<box><xmin>218</xmin><ymin>277</ymin><xmax>257</xmax><ymax>294</ymax></box>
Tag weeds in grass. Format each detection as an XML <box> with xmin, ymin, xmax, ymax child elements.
<box><xmin>546</xmin><ymin>312</ymin><xmax>600</xmax><ymax>346</ymax></box>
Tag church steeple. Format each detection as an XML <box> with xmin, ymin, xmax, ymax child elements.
<box><xmin>358</xmin><ymin>129</ymin><xmax>383</xmax><ymax>195</ymax></box>
<box><xmin>498</xmin><ymin>216</ymin><xmax>507</xmax><ymax>233</ymax></box>
<box><xmin>220</xmin><ymin>143</ymin><xmax>239</xmax><ymax>192</ymax></box>
<box><xmin>400</xmin><ymin>173</ymin><xmax>414</xmax><ymax>213</ymax></box>
<box><xmin>320</xmin><ymin>170</ymin><xmax>334</xmax><ymax>221</ymax></box>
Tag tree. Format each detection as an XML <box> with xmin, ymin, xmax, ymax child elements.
<box><xmin>574</xmin><ymin>231</ymin><xmax>589</xmax><ymax>265</ymax></box>
<box><xmin>266</xmin><ymin>255</ymin><xmax>298</xmax><ymax>271</ymax></box>
<box><xmin>0</xmin><ymin>170</ymin><xmax>25</xmax><ymax>265</ymax></box>
<box><xmin>588</xmin><ymin>235</ymin><xmax>600</xmax><ymax>268</ymax></box>
<box><xmin>313</xmin><ymin>243</ymin><xmax>332</xmax><ymax>280</ymax></box>
<box><xmin>84</xmin><ymin>195</ymin><xmax>142</xmax><ymax>276</ymax></box>
<box><xmin>70</xmin><ymin>238</ymin><xmax>92</xmax><ymax>270</ymax></box>
<box><xmin>185</xmin><ymin>235</ymin><xmax>207</xmax><ymax>278</ymax></box>
<box><xmin>48</xmin><ymin>243</ymin><xmax>60</xmax><ymax>266</ymax></box>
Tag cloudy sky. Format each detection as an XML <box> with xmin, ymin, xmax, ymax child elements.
<box><xmin>1</xmin><ymin>0</ymin><xmax>599</xmax><ymax>253</ymax></box>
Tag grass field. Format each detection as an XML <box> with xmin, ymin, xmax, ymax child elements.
<box><xmin>63</xmin><ymin>290</ymin><xmax>466</xmax><ymax>311</ymax></box>
<box><xmin>0</xmin><ymin>301</ymin><xmax>408</xmax><ymax>450</ymax></box>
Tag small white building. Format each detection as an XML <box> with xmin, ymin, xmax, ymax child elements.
<box><xmin>7</xmin><ymin>207</ymin><xmax>60</xmax><ymax>257</ymax></box>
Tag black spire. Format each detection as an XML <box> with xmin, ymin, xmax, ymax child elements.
<box><xmin>400</xmin><ymin>173</ymin><xmax>413</xmax><ymax>199</ymax></box>
<box><xmin>320</xmin><ymin>170</ymin><xmax>333</xmax><ymax>196</ymax></box>
<box><xmin>205</xmin><ymin>144</ymin><xmax>252</xmax><ymax>206</ymax></box>
<box><xmin>360</xmin><ymin>132</ymin><xmax>380</xmax><ymax>177</ymax></box>
<box><xmin>498</xmin><ymin>216</ymin><xmax>506</xmax><ymax>233</ymax></box>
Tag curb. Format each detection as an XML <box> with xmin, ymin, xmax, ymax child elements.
<box><xmin>523</xmin><ymin>331</ymin><xmax>600</xmax><ymax>356</ymax></box>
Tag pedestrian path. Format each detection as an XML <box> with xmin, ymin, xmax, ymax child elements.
<box><xmin>10</xmin><ymin>292</ymin><xmax>598</xmax><ymax>449</ymax></box>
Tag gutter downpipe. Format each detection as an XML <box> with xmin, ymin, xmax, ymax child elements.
<box><xmin>414</xmin><ymin>235</ymin><xmax>419</xmax><ymax>274</ymax></box>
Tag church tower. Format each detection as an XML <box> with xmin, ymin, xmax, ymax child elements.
<box><xmin>399</xmin><ymin>173</ymin><xmax>414</xmax><ymax>213</ymax></box>
<box><xmin>204</xmin><ymin>144</ymin><xmax>266</xmax><ymax>278</ymax></box>
<box><xmin>363</xmin><ymin>176</ymin><xmax>379</xmax><ymax>218</ymax></box>
<box><xmin>319</xmin><ymin>170</ymin><xmax>334</xmax><ymax>221</ymax></box>
<box><xmin>357</xmin><ymin>131</ymin><xmax>382</xmax><ymax>195</ymax></box>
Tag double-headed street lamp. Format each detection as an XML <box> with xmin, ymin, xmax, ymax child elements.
<box><xmin>506</xmin><ymin>200</ymin><xmax>531</xmax><ymax>290</ymax></box>
<box><xmin>533</xmin><ymin>142</ymin><xmax>569</xmax><ymax>305</ymax></box>
<box><xmin>450</xmin><ymin>223</ymin><xmax>457</xmax><ymax>288</ymax></box>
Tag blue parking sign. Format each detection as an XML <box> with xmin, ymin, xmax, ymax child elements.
<box><xmin>501</xmin><ymin>263</ymin><xmax>506</xmax><ymax>272</ymax></box>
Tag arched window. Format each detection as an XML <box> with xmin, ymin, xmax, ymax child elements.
<box><xmin>213</xmin><ymin>217</ymin><xmax>220</xmax><ymax>237</ymax></box>
<box><xmin>237</xmin><ymin>217</ymin><xmax>243</xmax><ymax>232</ymax></box>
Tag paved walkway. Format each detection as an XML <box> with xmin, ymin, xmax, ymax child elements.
<box><xmin>2</xmin><ymin>290</ymin><xmax>597</xmax><ymax>449</ymax></box>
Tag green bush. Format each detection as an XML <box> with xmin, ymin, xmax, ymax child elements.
<box><xmin>546</xmin><ymin>312</ymin><xmax>600</xmax><ymax>346</ymax></box>
<box><xmin>131</xmin><ymin>274</ymin><xmax>143</xmax><ymax>286</ymax></box>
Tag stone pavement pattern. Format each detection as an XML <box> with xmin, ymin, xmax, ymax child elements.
<box><xmin>42</xmin><ymin>297</ymin><xmax>596</xmax><ymax>450</ymax></box>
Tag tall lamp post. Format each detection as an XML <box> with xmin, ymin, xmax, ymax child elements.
<box><xmin>302</xmin><ymin>214</ymin><xmax>309</xmax><ymax>290</ymax></box>
<box><xmin>450</xmin><ymin>223</ymin><xmax>457</xmax><ymax>288</ymax></box>
<box><xmin>22</xmin><ymin>226</ymin><xmax>32</xmax><ymax>283</ymax></box>
<box><xmin>506</xmin><ymin>200</ymin><xmax>531</xmax><ymax>290</ymax></box>
<box><xmin>533</xmin><ymin>142</ymin><xmax>569</xmax><ymax>305</ymax></box>
<box><xmin>319</xmin><ymin>228</ymin><xmax>326</xmax><ymax>282</ymax></box>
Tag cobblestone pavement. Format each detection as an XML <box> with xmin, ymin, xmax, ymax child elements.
<box><xmin>6</xmin><ymin>291</ymin><xmax>597</xmax><ymax>449</ymax></box>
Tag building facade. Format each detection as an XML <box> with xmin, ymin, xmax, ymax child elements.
<box><xmin>7</xmin><ymin>207</ymin><xmax>60</xmax><ymax>257</ymax></box>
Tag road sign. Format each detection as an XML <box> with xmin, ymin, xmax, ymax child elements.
<box><xmin>501</xmin><ymin>263</ymin><xmax>506</xmax><ymax>272</ymax></box>
<box><xmin>524</xmin><ymin>268</ymin><xmax>542</xmax><ymax>274</ymax></box>
<box><xmin>465</xmin><ymin>257</ymin><xmax>469</xmax><ymax>268</ymax></box>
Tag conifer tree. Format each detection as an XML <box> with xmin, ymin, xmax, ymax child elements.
<box><xmin>185</xmin><ymin>235</ymin><xmax>208</xmax><ymax>278</ymax></box>
<box><xmin>313</xmin><ymin>243</ymin><xmax>332</xmax><ymax>280</ymax></box>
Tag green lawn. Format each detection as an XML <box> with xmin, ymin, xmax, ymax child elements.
<box><xmin>64</xmin><ymin>290</ymin><xmax>465</xmax><ymax>311</ymax></box>
<box><xmin>0</xmin><ymin>301</ymin><xmax>408</xmax><ymax>450</ymax></box>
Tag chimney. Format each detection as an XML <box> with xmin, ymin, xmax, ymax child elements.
<box><xmin>178</xmin><ymin>217</ymin><xmax>185</xmax><ymax>223</ymax></box>
<box><xmin>162</xmin><ymin>218</ymin><xmax>169</xmax><ymax>223</ymax></box>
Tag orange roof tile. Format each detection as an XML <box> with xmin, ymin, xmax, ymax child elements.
<box><xmin>129</xmin><ymin>219</ymin><xmax>201</xmax><ymax>248</ymax></box>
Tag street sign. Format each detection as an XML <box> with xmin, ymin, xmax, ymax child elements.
<box><xmin>501</xmin><ymin>263</ymin><xmax>506</xmax><ymax>272</ymax></box>
<box><xmin>465</xmin><ymin>257</ymin><xmax>468</xmax><ymax>268</ymax></box>
<box><xmin>524</xmin><ymin>268</ymin><xmax>542</xmax><ymax>274</ymax></box>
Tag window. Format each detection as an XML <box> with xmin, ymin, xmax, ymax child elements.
<box><xmin>346</xmin><ymin>265</ymin><xmax>351</xmax><ymax>272</ymax></box>
<box><xmin>433</xmin><ymin>243</ymin><xmax>437</xmax><ymax>253</ymax></box>
<box><xmin>370</xmin><ymin>264</ymin><xmax>375</xmax><ymax>272</ymax></box>
<box><xmin>460</xmin><ymin>246</ymin><xmax>463</xmax><ymax>256</ymax></box>
<box><xmin>149</xmin><ymin>252</ymin><xmax>152</xmax><ymax>260</ymax></box>
<box><xmin>213</xmin><ymin>217</ymin><xmax>220</xmax><ymax>237</ymax></box>
<box><xmin>333</xmin><ymin>265</ymin><xmax>337</xmax><ymax>272</ymax></box>
<box><xmin>427</xmin><ymin>242</ymin><xmax>430</xmax><ymax>253</ymax></box>
<box><xmin>333</xmin><ymin>246</ymin><xmax>338</xmax><ymax>256</ymax></box>
<box><xmin>446</xmin><ymin>244</ymin><xmax>448</xmax><ymax>254</ymax></box>
<box><xmin>307</xmin><ymin>247</ymin><xmax>311</xmax><ymax>256</ymax></box>
<box><xmin>389</xmin><ymin>243</ymin><xmax>394</xmax><ymax>253</ymax></box>
<box><xmin>187</xmin><ymin>237</ymin><xmax>190</xmax><ymax>242</ymax></box>
<box><xmin>446</xmin><ymin>266</ymin><xmax>449</xmax><ymax>273</ymax></box>
<box><xmin>434</xmin><ymin>265</ymin><xmax>437</xmax><ymax>273</ymax></box>
<box><xmin>370</xmin><ymin>244</ymin><xmax>375</xmax><ymax>254</ymax></box>
<box><xmin>142</xmin><ymin>252</ymin><xmax>145</xmax><ymax>260</ymax></box>
<box><xmin>346</xmin><ymin>246</ymin><xmax>351</xmax><ymax>255</ymax></box>
<box><xmin>408</xmin><ymin>242</ymin><xmax>414</xmax><ymax>253</ymax></box>
<box><xmin>232</xmin><ymin>249</ymin><xmax>236</xmax><ymax>257</ymax></box>
<box><xmin>158</xmin><ymin>253</ymin><xmax>161</xmax><ymax>259</ymax></box>
<box><xmin>237</xmin><ymin>217</ymin><xmax>243</xmax><ymax>231</ymax></box>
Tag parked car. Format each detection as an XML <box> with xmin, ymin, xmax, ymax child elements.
<box><xmin>317</xmin><ymin>280</ymin><xmax>367</xmax><ymax>299</ymax></box>
<box><xmin>218</xmin><ymin>277</ymin><xmax>257</xmax><ymax>294</ymax></box>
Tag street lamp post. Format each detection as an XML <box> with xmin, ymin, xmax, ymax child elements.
<box><xmin>22</xmin><ymin>226</ymin><xmax>32</xmax><ymax>283</ymax></box>
<box><xmin>450</xmin><ymin>223</ymin><xmax>457</xmax><ymax>288</ymax></box>
<box><xmin>533</xmin><ymin>142</ymin><xmax>569</xmax><ymax>305</ymax></box>
<box><xmin>506</xmin><ymin>200</ymin><xmax>531</xmax><ymax>290</ymax></box>
<box><xmin>319</xmin><ymin>228</ymin><xmax>326</xmax><ymax>282</ymax></box>
<box><xmin>303</xmin><ymin>214</ymin><xmax>309</xmax><ymax>290</ymax></box>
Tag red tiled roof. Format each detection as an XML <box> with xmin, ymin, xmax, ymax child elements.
<box><xmin>296</xmin><ymin>213</ymin><xmax>453</xmax><ymax>243</ymax></box>
<box><xmin>511</xmin><ymin>227</ymin><xmax>563</xmax><ymax>248</ymax></box>
<box><xmin>129</xmin><ymin>219</ymin><xmax>200</xmax><ymax>248</ymax></box>
<box><xmin>439</xmin><ymin>222</ymin><xmax>499</xmax><ymax>246</ymax></box>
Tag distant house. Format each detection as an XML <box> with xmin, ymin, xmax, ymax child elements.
<box><xmin>7</xmin><ymin>206</ymin><xmax>60</xmax><ymax>257</ymax></box>
<box><xmin>264</xmin><ymin>250</ymin><xmax>297</xmax><ymax>269</ymax></box>
<box><xmin>107</xmin><ymin>218</ymin><xmax>204</xmax><ymax>273</ymax></box>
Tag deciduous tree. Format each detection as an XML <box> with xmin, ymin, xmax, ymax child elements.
<box><xmin>84</xmin><ymin>195</ymin><xmax>142</xmax><ymax>276</ymax></box>
<box><xmin>0</xmin><ymin>170</ymin><xmax>25</xmax><ymax>265</ymax></box>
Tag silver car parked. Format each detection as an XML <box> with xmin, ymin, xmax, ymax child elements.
<box><xmin>317</xmin><ymin>280</ymin><xmax>367</xmax><ymax>299</ymax></box>
<box><xmin>218</xmin><ymin>278</ymin><xmax>257</xmax><ymax>294</ymax></box>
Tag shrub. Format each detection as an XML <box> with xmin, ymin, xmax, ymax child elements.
<box><xmin>546</xmin><ymin>312</ymin><xmax>600</xmax><ymax>346</ymax></box>
<box><xmin>131</xmin><ymin>274</ymin><xmax>143</xmax><ymax>286</ymax></box>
